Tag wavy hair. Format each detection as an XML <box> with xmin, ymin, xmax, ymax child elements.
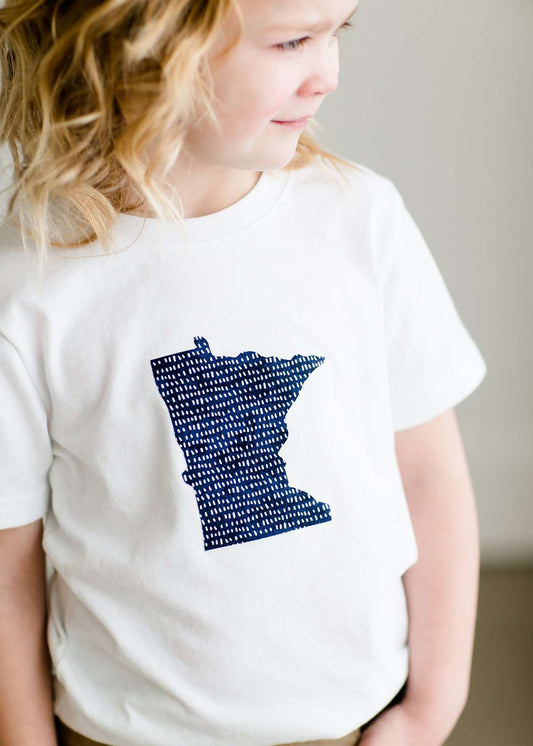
<box><xmin>0</xmin><ymin>0</ymin><xmax>361</xmax><ymax>269</ymax></box>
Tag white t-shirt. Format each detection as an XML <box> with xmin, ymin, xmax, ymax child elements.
<box><xmin>0</xmin><ymin>158</ymin><xmax>487</xmax><ymax>746</ymax></box>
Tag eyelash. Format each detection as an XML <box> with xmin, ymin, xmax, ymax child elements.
<box><xmin>275</xmin><ymin>21</ymin><xmax>353</xmax><ymax>52</ymax></box>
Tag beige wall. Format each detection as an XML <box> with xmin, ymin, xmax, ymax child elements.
<box><xmin>1</xmin><ymin>1</ymin><xmax>531</xmax><ymax>564</ymax></box>
<box><xmin>314</xmin><ymin>0</ymin><xmax>532</xmax><ymax>564</ymax></box>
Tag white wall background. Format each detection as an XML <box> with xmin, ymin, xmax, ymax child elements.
<box><xmin>314</xmin><ymin>0</ymin><xmax>532</xmax><ymax>565</ymax></box>
<box><xmin>1</xmin><ymin>0</ymin><xmax>531</xmax><ymax>565</ymax></box>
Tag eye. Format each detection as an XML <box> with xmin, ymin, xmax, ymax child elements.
<box><xmin>335</xmin><ymin>20</ymin><xmax>353</xmax><ymax>36</ymax></box>
<box><xmin>275</xmin><ymin>36</ymin><xmax>310</xmax><ymax>52</ymax></box>
<box><xmin>274</xmin><ymin>20</ymin><xmax>353</xmax><ymax>52</ymax></box>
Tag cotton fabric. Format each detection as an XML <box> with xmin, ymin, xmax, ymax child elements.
<box><xmin>0</xmin><ymin>158</ymin><xmax>487</xmax><ymax>745</ymax></box>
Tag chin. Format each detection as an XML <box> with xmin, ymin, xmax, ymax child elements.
<box><xmin>261</xmin><ymin>146</ymin><xmax>300</xmax><ymax>170</ymax></box>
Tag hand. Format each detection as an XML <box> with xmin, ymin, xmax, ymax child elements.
<box><xmin>357</xmin><ymin>696</ymin><xmax>462</xmax><ymax>746</ymax></box>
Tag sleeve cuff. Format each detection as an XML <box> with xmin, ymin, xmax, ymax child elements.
<box><xmin>0</xmin><ymin>489</ymin><xmax>50</xmax><ymax>530</ymax></box>
<box><xmin>392</xmin><ymin>352</ymin><xmax>488</xmax><ymax>432</ymax></box>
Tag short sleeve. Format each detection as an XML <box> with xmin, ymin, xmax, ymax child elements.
<box><xmin>379</xmin><ymin>181</ymin><xmax>488</xmax><ymax>431</ymax></box>
<box><xmin>0</xmin><ymin>333</ymin><xmax>53</xmax><ymax>529</ymax></box>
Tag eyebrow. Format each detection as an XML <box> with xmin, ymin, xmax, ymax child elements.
<box><xmin>262</xmin><ymin>3</ymin><xmax>359</xmax><ymax>33</ymax></box>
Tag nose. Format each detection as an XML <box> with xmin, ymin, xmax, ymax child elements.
<box><xmin>298</xmin><ymin>44</ymin><xmax>340</xmax><ymax>99</ymax></box>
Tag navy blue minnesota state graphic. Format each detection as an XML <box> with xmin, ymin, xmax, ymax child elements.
<box><xmin>150</xmin><ymin>336</ymin><xmax>331</xmax><ymax>550</ymax></box>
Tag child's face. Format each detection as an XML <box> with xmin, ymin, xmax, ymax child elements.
<box><xmin>183</xmin><ymin>0</ymin><xmax>359</xmax><ymax>172</ymax></box>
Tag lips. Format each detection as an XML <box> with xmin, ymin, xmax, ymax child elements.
<box><xmin>273</xmin><ymin>115</ymin><xmax>313</xmax><ymax>123</ymax></box>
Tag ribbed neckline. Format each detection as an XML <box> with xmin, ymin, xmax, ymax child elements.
<box><xmin>114</xmin><ymin>168</ymin><xmax>290</xmax><ymax>246</ymax></box>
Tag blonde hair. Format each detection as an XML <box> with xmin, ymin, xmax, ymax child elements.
<box><xmin>0</xmin><ymin>0</ymin><xmax>361</xmax><ymax>270</ymax></box>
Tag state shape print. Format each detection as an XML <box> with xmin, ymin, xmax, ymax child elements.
<box><xmin>150</xmin><ymin>336</ymin><xmax>331</xmax><ymax>550</ymax></box>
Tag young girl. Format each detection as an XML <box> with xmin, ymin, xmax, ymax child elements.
<box><xmin>0</xmin><ymin>1</ymin><xmax>487</xmax><ymax>745</ymax></box>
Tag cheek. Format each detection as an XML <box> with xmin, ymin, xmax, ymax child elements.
<box><xmin>212</xmin><ymin>57</ymin><xmax>296</xmax><ymax>125</ymax></box>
